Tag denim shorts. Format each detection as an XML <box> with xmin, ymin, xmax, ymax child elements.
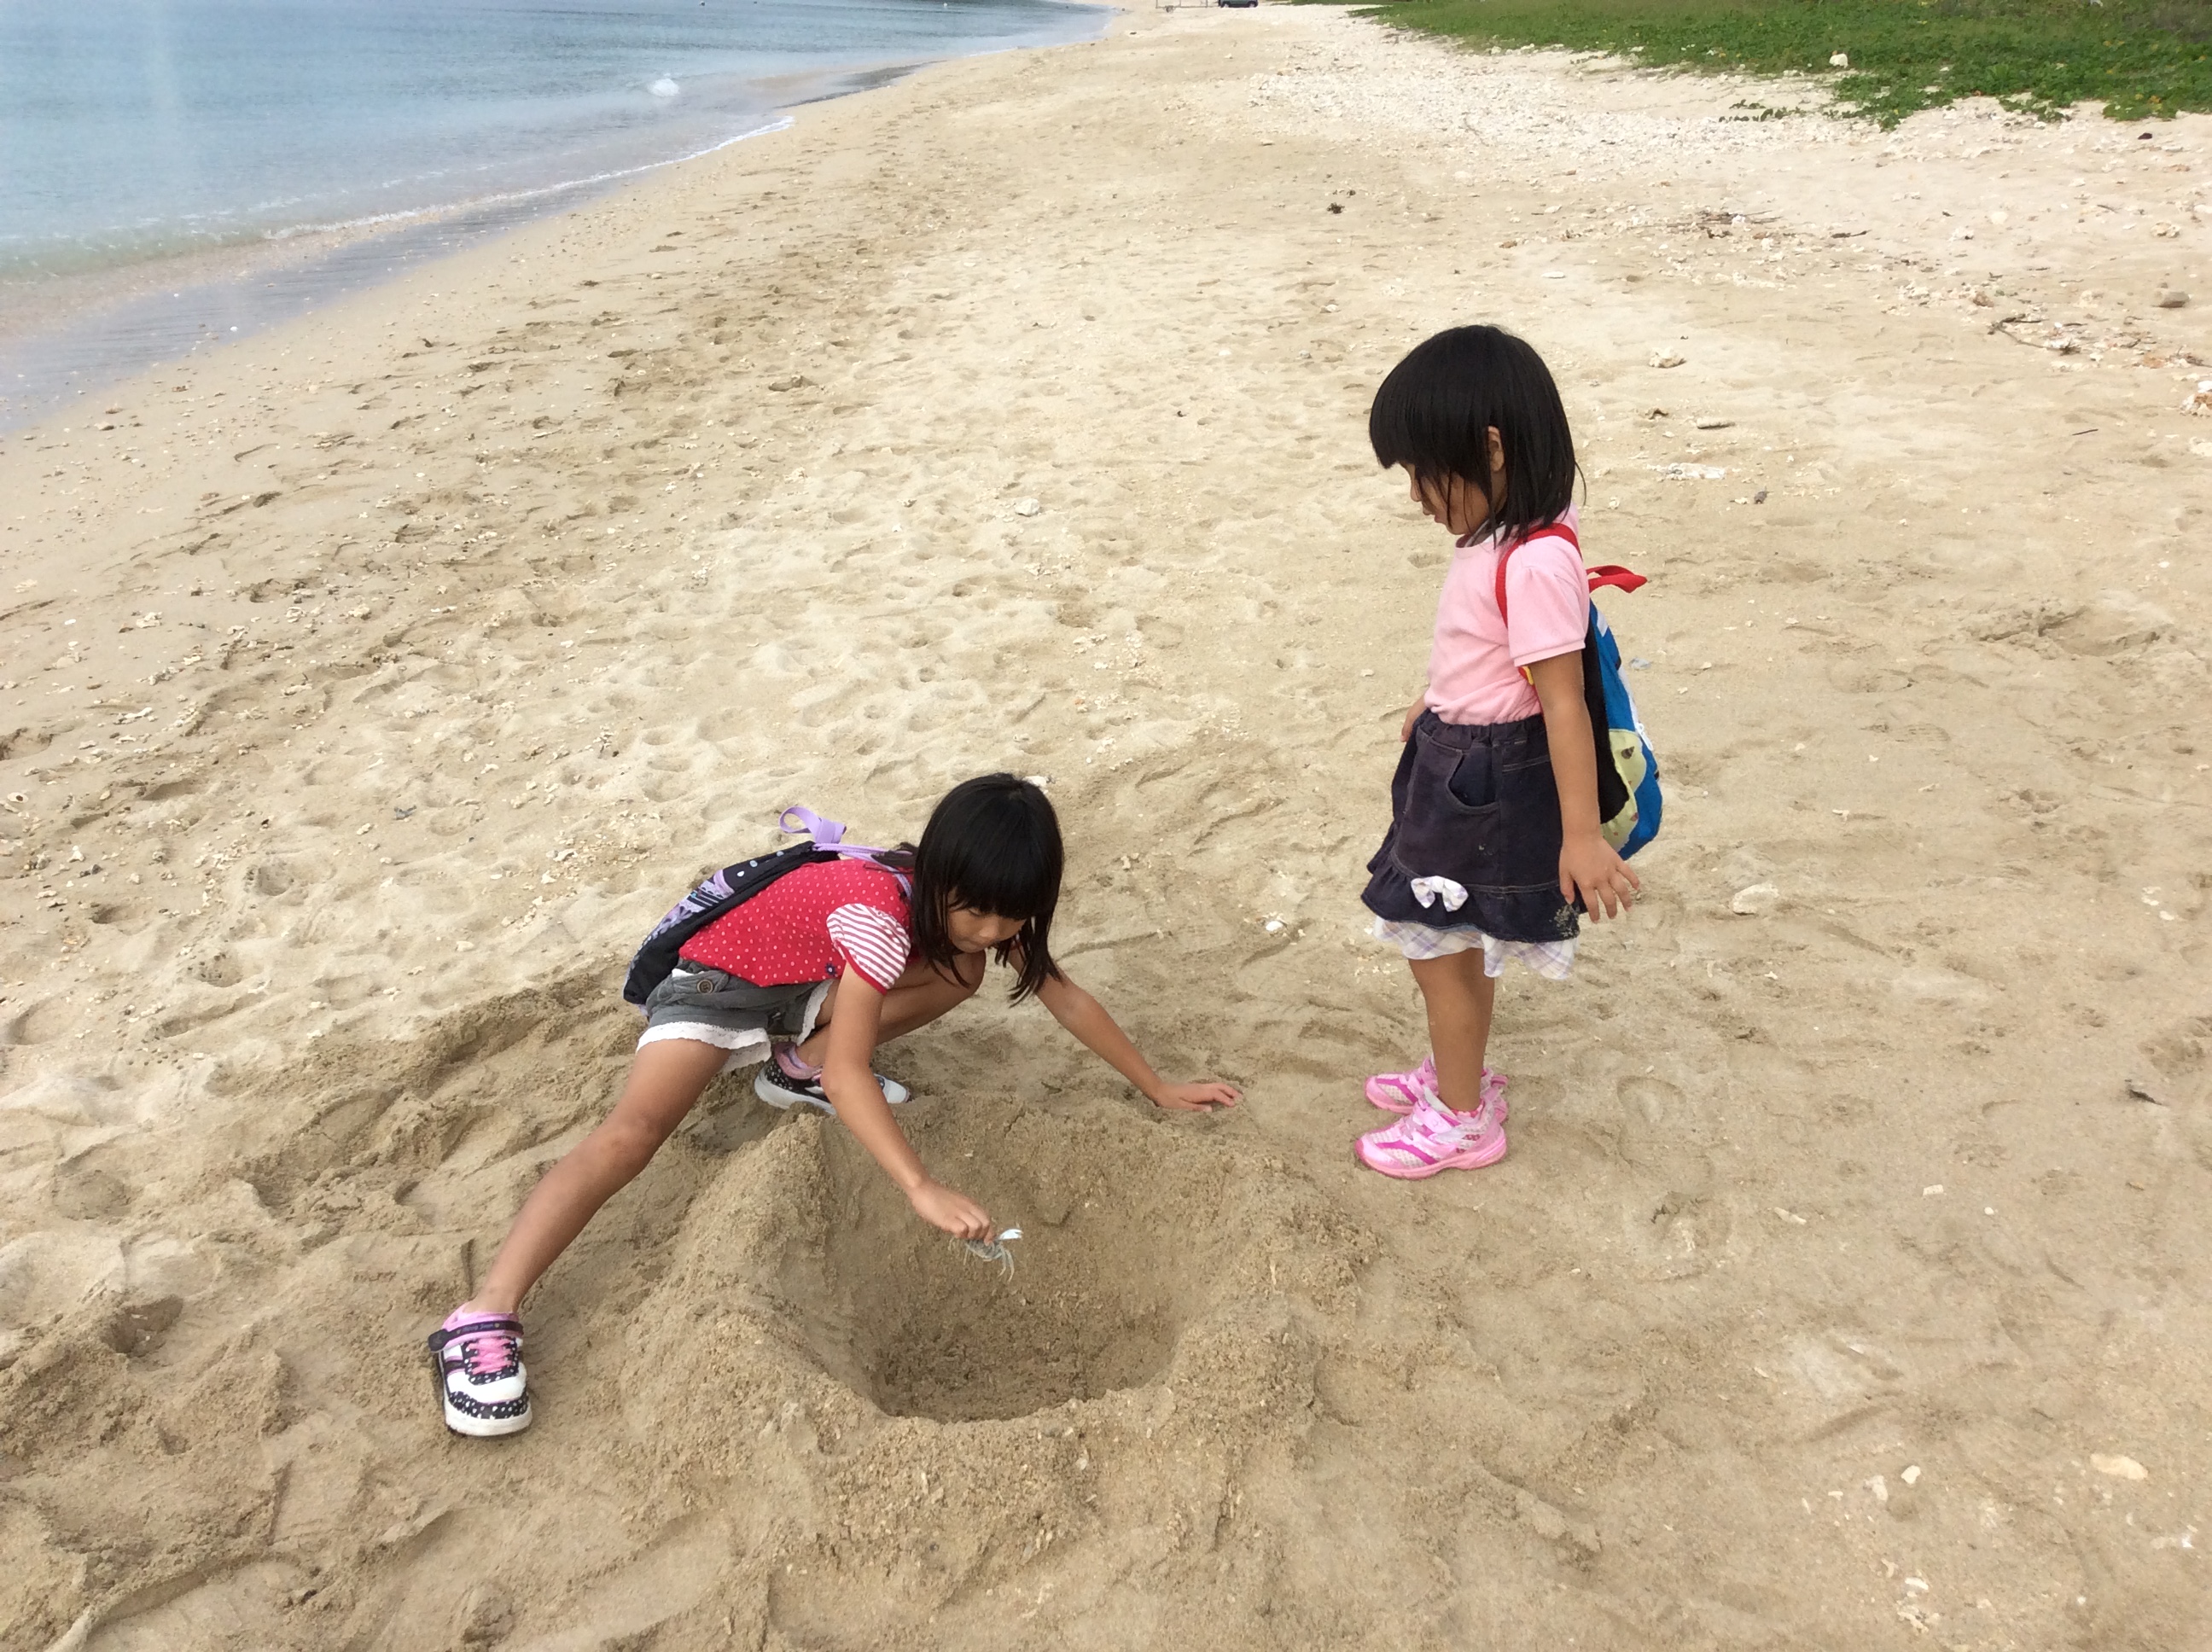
<box><xmin>1360</xmin><ymin>710</ymin><xmax>1579</xmax><ymax>945</ymax></box>
<box><xmin>636</xmin><ymin>965</ymin><xmax>829</xmax><ymax>1071</ymax></box>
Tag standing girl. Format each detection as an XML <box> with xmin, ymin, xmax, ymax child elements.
<box><xmin>430</xmin><ymin>773</ymin><xmax>1238</xmax><ymax>1436</ymax></box>
<box><xmin>1354</xmin><ymin>325</ymin><xmax>1640</xmax><ymax>1178</ymax></box>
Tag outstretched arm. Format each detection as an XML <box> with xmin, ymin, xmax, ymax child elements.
<box><xmin>1034</xmin><ymin>972</ymin><xmax>1240</xmax><ymax>1111</ymax></box>
<box><xmin>818</xmin><ymin>974</ymin><xmax>993</xmax><ymax>1237</ymax></box>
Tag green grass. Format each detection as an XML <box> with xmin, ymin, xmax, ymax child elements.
<box><xmin>1320</xmin><ymin>0</ymin><xmax>2212</xmax><ymax>124</ymax></box>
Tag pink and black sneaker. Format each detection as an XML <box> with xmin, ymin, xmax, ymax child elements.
<box><xmin>754</xmin><ymin>1041</ymin><xmax>911</xmax><ymax>1114</ymax></box>
<box><xmin>428</xmin><ymin>1307</ymin><xmax>532</xmax><ymax>1438</ymax></box>
<box><xmin>1354</xmin><ymin>1091</ymin><xmax>1510</xmax><ymax>1180</ymax></box>
<box><xmin>1365</xmin><ymin>1054</ymin><xmax>1508</xmax><ymax>1120</ymax></box>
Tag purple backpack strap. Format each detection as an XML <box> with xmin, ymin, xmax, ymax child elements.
<box><xmin>778</xmin><ymin>805</ymin><xmax>844</xmax><ymax>845</ymax></box>
<box><xmin>780</xmin><ymin>806</ymin><xmax>887</xmax><ymax>861</ymax></box>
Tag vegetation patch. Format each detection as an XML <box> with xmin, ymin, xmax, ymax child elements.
<box><xmin>1321</xmin><ymin>0</ymin><xmax>2212</xmax><ymax>125</ymax></box>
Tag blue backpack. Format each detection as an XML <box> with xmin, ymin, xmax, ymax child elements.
<box><xmin>620</xmin><ymin>807</ymin><xmax>898</xmax><ymax>1006</ymax></box>
<box><xmin>1496</xmin><ymin>523</ymin><xmax>1662</xmax><ymax>858</ymax></box>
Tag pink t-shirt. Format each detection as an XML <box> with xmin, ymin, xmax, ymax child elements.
<box><xmin>1424</xmin><ymin>509</ymin><xmax>1588</xmax><ymax>726</ymax></box>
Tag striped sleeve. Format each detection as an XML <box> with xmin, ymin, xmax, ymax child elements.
<box><xmin>824</xmin><ymin>903</ymin><xmax>912</xmax><ymax>993</ymax></box>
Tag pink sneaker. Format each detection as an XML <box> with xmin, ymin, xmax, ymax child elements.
<box><xmin>1365</xmin><ymin>1055</ymin><xmax>1508</xmax><ymax>1119</ymax></box>
<box><xmin>1355</xmin><ymin>1093</ymin><xmax>1508</xmax><ymax>1179</ymax></box>
<box><xmin>427</xmin><ymin>1307</ymin><xmax>532</xmax><ymax>1437</ymax></box>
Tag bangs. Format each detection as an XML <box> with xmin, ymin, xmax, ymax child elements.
<box><xmin>946</xmin><ymin>827</ymin><xmax>1059</xmax><ymax>920</ymax></box>
<box><xmin>1370</xmin><ymin>350</ymin><xmax>1491</xmax><ymax>485</ymax></box>
<box><xmin>910</xmin><ymin>773</ymin><xmax>1066</xmax><ymax>1003</ymax></box>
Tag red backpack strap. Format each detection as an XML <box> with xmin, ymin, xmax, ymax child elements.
<box><xmin>1586</xmin><ymin>564</ymin><xmax>1645</xmax><ymax>596</ymax></box>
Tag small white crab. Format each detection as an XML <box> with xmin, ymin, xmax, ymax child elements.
<box><xmin>961</xmin><ymin>1227</ymin><xmax>1022</xmax><ymax>1277</ymax></box>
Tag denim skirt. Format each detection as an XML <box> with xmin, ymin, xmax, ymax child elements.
<box><xmin>1360</xmin><ymin>710</ymin><xmax>1579</xmax><ymax>945</ymax></box>
<box><xmin>634</xmin><ymin>965</ymin><xmax>827</xmax><ymax>1071</ymax></box>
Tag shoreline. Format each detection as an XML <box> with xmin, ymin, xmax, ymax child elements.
<box><xmin>0</xmin><ymin>26</ymin><xmax>1097</xmax><ymax>433</ymax></box>
<box><xmin>2</xmin><ymin>7</ymin><xmax>2209</xmax><ymax>1648</ymax></box>
<box><xmin>0</xmin><ymin>110</ymin><xmax>792</xmax><ymax>434</ymax></box>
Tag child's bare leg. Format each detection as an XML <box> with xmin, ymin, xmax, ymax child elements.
<box><xmin>1408</xmin><ymin>951</ymin><xmax>1497</xmax><ymax>1114</ymax></box>
<box><xmin>469</xmin><ymin>1038</ymin><xmax>730</xmax><ymax>1314</ymax></box>
<box><xmin>790</xmin><ymin>951</ymin><xmax>984</xmax><ymax>1066</ymax></box>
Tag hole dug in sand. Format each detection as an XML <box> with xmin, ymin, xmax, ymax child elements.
<box><xmin>795</xmin><ymin>1102</ymin><xmax>1226</xmax><ymax>1422</ymax></box>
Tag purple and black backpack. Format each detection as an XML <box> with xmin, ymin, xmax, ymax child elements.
<box><xmin>620</xmin><ymin>807</ymin><xmax>894</xmax><ymax>1006</ymax></box>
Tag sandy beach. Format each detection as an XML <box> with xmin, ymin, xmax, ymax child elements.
<box><xmin>3</xmin><ymin>5</ymin><xmax>2210</xmax><ymax>1646</ymax></box>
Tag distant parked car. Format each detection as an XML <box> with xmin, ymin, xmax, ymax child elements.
<box><xmin>1218</xmin><ymin>1</ymin><xmax>1258</xmax><ymax>9</ymax></box>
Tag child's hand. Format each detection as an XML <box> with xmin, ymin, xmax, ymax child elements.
<box><xmin>1559</xmin><ymin>830</ymin><xmax>1641</xmax><ymax>920</ymax></box>
<box><xmin>1400</xmin><ymin>698</ymin><xmax>1424</xmax><ymax>743</ymax></box>
<box><xmin>907</xmin><ymin>1178</ymin><xmax>992</xmax><ymax>1240</ymax></box>
<box><xmin>1147</xmin><ymin>1079</ymin><xmax>1242</xmax><ymax>1112</ymax></box>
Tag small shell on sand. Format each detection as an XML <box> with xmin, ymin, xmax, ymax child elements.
<box><xmin>1730</xmin><ymin>882</ymin><xmax>1780</xmax><ymax>916</ymax></box>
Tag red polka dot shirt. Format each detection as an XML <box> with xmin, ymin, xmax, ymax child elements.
<box><xmin>678</xmin><ymin>858</ymin><xmax>912</xmax><ymax>993</ymax></box>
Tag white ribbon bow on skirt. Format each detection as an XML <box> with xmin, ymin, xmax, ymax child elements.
<box><xmin>1408</xmin><ymin>875</ymin><xmax>1470</xmax><ymax>912</ymax></box>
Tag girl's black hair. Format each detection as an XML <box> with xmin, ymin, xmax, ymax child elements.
<box><xmin>905</xmin><ymin>773</ymin><xmax>1064</xmax><ymax>1002</ymax></box>
<box><xmin>1368</xmin><ymin>324</ymin><xmax>1580</xmax><ymax>546</ymax></box>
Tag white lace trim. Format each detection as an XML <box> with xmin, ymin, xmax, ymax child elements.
<box><xmin>638</xmin><ymin>1022</ymin><xmax>768</xmax><ymax>1076</ymax></box>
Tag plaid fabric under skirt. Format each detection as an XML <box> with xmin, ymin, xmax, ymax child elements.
<box><xmin>1371</xmin><ymin>916</ymin><xmax>1577</xmax><ymax>980</ymax></box>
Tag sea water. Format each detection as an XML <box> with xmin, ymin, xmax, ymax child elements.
<box><xmin>0</xmin><ymin>0</ymin><xmax>1103</xmax><ymax>422</ymax></box>
<box><xmin>0</xmin><ymin>0</ymin><xmax>1103</xmax><ymax>276</ymax></box>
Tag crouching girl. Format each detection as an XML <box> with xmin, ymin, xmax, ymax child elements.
<box><xmin>429</xmin><ymin>773</ymin><xmax>1238</xmax><ymax>1435</ymax></box>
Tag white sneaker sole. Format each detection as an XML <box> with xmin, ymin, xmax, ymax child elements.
<box><xmin>442</xmin><ymin>1399</ymin><xmax>533</xmax><ymax>1438</ymax></box>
